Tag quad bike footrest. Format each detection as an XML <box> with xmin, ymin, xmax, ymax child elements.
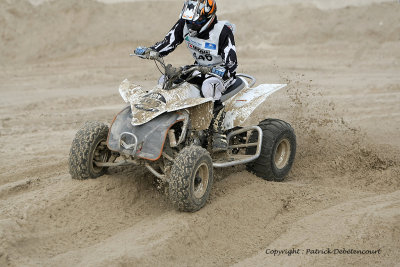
<box><xmin>213</xmin><ymin>126</ymin><xmax>263</xmax><ymax>168</ymax></box>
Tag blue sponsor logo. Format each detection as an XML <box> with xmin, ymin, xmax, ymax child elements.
<box><xmin>205</xmin><ymin>43</ymin><xmax>217</xmax><ymax>50</ymax></box>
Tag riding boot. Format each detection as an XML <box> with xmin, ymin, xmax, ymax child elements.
<box><xmin>213</xmin><ymin>100</ymin><xmax>224</xmax><ymax>116</ymax></box>
<box><xmin>212</xmin><ymin>102</ymin><xmax>228</xmax><ymax>152</ymax></box>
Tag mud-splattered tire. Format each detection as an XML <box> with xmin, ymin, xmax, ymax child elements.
<box><xmin>169</xmin><ymin>145</ymin><xmax>213</xmax><ymax>212</ymax></box>
<box><xmin>246</xmin><ymin>119</ymin><xmax>296</xmax><ymax>182</ymax></box>
<box><xmin>69</xmin><ymin>121</ymin><xmax>111</xmax><ymax>180</ymax></box>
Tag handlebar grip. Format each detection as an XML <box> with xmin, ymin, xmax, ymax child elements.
<box><xmin>198</xmin><ymin>66</ymin><xmax>212</xmax><ymax>75</ymax></box>
<box><xmin>148</xmin><ymin>51</ymin><xmax>160</xmax><ymax>60</ymax></box>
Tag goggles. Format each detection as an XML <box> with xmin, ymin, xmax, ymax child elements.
<box><xmin>187</xmin><ymin>18</ymin><xmax>207</xmax><ymax>26</ymax></box>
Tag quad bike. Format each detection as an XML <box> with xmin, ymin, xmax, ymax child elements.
<box><xmin>68</xmin><ymin>52</ymin><xmax>296</xmax><ymax>212</ymax></box>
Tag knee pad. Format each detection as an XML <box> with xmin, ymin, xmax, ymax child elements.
<box><xmin>201</xmin><ymin>77</ymin><xmax>225</xmax><ymax>100</ymax></box>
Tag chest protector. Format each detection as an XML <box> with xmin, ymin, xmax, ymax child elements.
<box><xmin>184</xmin><ymin>20</ymin><xmax>233</xmax><ymax>66</ymax></box>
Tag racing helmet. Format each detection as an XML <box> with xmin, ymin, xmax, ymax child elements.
<box><xmin>180</xmin><ymin>0</ymin><xmax>217</xmax><ymax>37</ymax></box>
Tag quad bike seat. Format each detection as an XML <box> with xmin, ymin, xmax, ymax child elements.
<box><xmin>220</xmin><ymin>77</ymin><xmax>246</xmax><ymax>103</ymax></box>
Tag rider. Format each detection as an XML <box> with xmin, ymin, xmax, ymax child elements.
<box><xmin>135</xmin><ymin>0</ymin><xmax>237</xmax><ymax>150</ymax></box>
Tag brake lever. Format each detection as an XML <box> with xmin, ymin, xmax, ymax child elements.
<box><xmin>130</xmin><ymin>53</ymin><xmax>148</xmax><ymax>60</ymax></box>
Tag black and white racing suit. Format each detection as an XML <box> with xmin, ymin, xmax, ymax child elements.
<box><xmin>150</xmin><ymin>17</ymin><xmax>238</xmax><ymax>100</ymax></box>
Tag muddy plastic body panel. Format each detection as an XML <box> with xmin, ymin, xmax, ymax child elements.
<box><xmin>119</xmin><ymin>78</ymin><xmax>286</xmax><ymax>131</ymax></box>
<box><xmin>111</xmin><ymin>77</ymin><xmax>286</xmax><ymax>162</ymax></box>
<box><xmin>107</xmin><ymin>106</ymin><xmax>183</xmax><ymax>161</ymax></box>
<box><xmin>223</xmin><ymin>84</ymin><xmax>287</xmax><ymax>130</ymax></box>
<box><xmin>119</xmin><ymin>79</ymin><xmax>213</xmax><ymax>126</ymax></box>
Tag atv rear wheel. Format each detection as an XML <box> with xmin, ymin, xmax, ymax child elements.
<box><xmin>168</xmin><ymin>145</ymin><xmax>213</xmax><ymax>212</ymax></box>
<box><xmin>246</xmin><ymin>119</ymin><xmax>296</xmax><ymax>182</ymax></box>
<box><xmin>69</xmin><ymin>121</ymin><xmax>111</xmax><ymax>180</ymax></box>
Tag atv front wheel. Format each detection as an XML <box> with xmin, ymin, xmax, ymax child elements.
<box><xmin>69</xmin><ymin>121</ymin><xmax>111</xmax><ymax>180</ymax></box>
<box><xmin>168</xmin><ymin>145</ymin><xmax>213</xmax><ymax>212</ymax></box>
<box><xmin>246</xmin><ymin>119</ymin><xmax>296</xmax><ymax>182</ymax></box>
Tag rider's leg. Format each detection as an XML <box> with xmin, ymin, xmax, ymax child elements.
<box><xmin>201</xmin><ymin>77</ymin><xmax>228</xmax><ymax>151</ymax></box>
<box><xmin>212</xmin><ymin>108</ymin><xmax>228</xmax><ymax>151</ymax></box>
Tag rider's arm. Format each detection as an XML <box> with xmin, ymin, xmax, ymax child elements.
<box><xmin>150</xmin><ymin>19</ymin><xmax>185</xmax><ymax>57</ymax></box>
<box><xmin>219</xmin><ymin>25</ymin><xmax>238</xmax><ymax>80</ymax></box>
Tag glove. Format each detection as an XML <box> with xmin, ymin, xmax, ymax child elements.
<box><xmin>134</xmin><ymin>46</ymin><xmax>149</xmax><ymax>56</ymax></box>
<box><xmin>135</xmin><ymin>47</ymin><xmax>159</xmax><ymax>60</ymax></box>
<box><xmin>211</xmin><ymin>67</ymin><xmax>226</xmax><ymax>78</ymax></box>
<box><xmin>198</xmin><ymin>66</ymin><xmax>212</xmax><ymax>75</ymax></box>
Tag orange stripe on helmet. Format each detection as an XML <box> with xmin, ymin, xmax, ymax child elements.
<box><xmin>208</xmin><ymin>0</ymin><xmax>213</xmax><ymax>6</ymax></box>
<box><xmin>210</xmin><ymin>2</ymin><xmax>215</xmax><ymax>14</ymax></box>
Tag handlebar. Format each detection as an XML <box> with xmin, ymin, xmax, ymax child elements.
<box><xmin>131</xmin><ymin>51</ymin><xmax>223</xmax><ymax>90</ymax></box>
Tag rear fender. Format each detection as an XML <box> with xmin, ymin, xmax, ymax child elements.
<box><xmin>223</xmin><ymin>84</ymin><xmax>287</xmax><ymax>130</ymax></box>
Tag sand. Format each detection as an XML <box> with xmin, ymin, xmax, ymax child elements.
<box><xmin>0</xmin><ymin>0</ymin><xmax>399</xmax><ymax>266</ymax></box>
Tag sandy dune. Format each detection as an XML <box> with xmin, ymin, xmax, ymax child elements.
<box><xmin>0</xmin><ymin>0</ymin><xmax>399</xmax><ymax>266</ymax></box>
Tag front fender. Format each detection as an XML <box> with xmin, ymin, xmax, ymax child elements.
<box><xmin>107</xmin><ymin>106</ymin><xmax>186</xmax><ymax>161</ymax></box>
<box><xmin>119</xmin><ymin>79</ymin><xmax>213</xmax><ymax>126</ymax></box>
